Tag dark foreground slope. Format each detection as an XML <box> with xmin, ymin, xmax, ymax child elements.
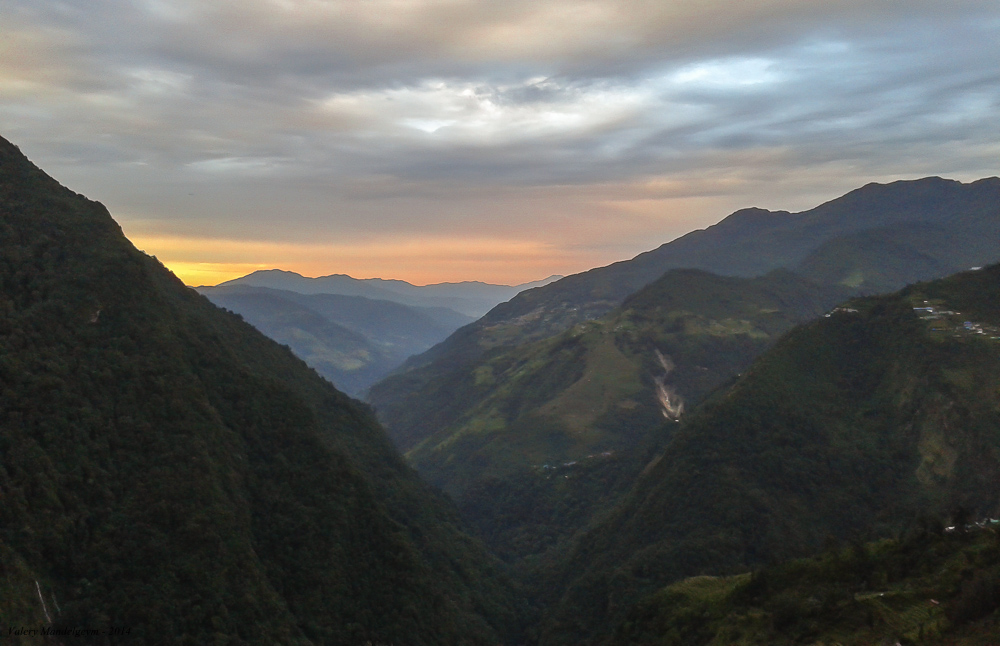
<box><xmin>0</xmin><ymin>137</ymin><xmax>519</xmax><ymax>644</ymax></box>
<box><xmin>539</xmin><ymin>265</ymin><xmax>1000</xmax><ymax>645</ymax></box>
<box><xmin>614</xmin><ymin>525</ymin><xmax>1000</xmax><ymax>645</ymax></box>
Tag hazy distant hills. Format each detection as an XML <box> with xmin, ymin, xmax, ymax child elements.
<box><xmin>540</xmin><ymin>264</ymin><xmax>1000</xmax><ymax>645</ymax></box>
<box><xmin>0</xmin><ymin>136</ymin><xmax>521</xmax><ymax>644</ymax></box>
<box><xmin>198</xmin><ymin>284</ymin><xmax>475</xmax><ymax>395</ymax></box>
<box><xmin>219</xmin><ymin>268</ymin><xmax>562</xmax><ymax>318</ymax></box>
<box><xmin>205</xmin><ymin>270</ymin><xmax>561</xmax><ymax>394</ymax></box>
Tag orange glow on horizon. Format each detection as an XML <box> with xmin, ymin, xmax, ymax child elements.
<box><xmin>159</xmin><ymin>262</ymin><xmax>275</xmax><ymax>287</ymax></box>
<box><xmin>129</xmin><ymin>233</ymin><xmax>582</xmax><ymax>287</ymax></box>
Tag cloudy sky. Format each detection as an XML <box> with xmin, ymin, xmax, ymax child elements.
<box><xmin>3</xmin><ymin>0</ymin><xmax>999</xmax><ymax>285</ymax></box>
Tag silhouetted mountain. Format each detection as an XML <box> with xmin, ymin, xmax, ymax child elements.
<box><xmin>198</xmin><ymin>284</ymin><xmax>474</xmax><ymax>395</ymax></box>
<box><xmin>539</xmin><ymin>264</ymin><xmax>1000</xmax><ymax>645</ymax></box>
<box><xmin>508</xmin><ymin>177</ymin><xmax>1000</xmax><ymax>333</ymax></box>
<box><xmin>219</xmin><ymin>269</ymin><xmax>562</xmax><ymax>318</ymax></box>
<box><xmin>0</xmin><ymin>136</ymin><xmax>521</xmax><ymax>644</ymax></box>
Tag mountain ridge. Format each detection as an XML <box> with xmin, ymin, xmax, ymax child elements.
<box><xmin>537</xmin><ymin>264</ymin><xmax>1000</xmax><ymax>645</ymax></box>
<box><xmin>219</xmin><ymin>268</ymin><xmax>563</xmax><ymax>318</ymax></box>
<box><xmin>0</xmin><ymin>135</ymin><xmax>522</xmax><ymax>644</ymax></box>
<box><xmin>198</xmin><ymin>283</ymin><xmax>474</xmax><ymax>394</ymax></box>
<box><xmin>374</xmin><ymin>268</ymin><xmax>849</xmax><ymax>566</ymax></box>
<box><xmin>370</xmin><ymin>174</ymin><xmax>1000</xmax><ymax>451</ymax></box>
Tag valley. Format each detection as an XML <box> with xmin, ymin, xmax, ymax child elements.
<box><xmin>2</xmin><ymin>135</ymin><xmax>999</xmax><ymax>645</ymax></box>
<box><xmin>196</xmin><ymin>283</ymin><xmax>477</xmax><ymax>395</ymax></box>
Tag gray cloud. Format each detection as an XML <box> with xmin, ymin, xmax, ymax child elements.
<box><xmin>2</xmin><ymin>0</ymin><xmax>999</xmax><ymax>283</ymax></box>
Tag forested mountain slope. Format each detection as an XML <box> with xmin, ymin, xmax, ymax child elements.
<box><xmin>539</xmin><ymin>264</ymin><xmax>1000</xmax><ymax>645</ymax></box>
<box><xmin>613</xmin><ymin>525</ymin><xmax>1000</xmax><ymax>645</ymax></box>
<box><xmin>369</xmin><ymin>177</ymin><xmax>1000</xmax><ymax>449</ymax></box>
<box><xmin>386</xmin><ymin>270</ymin><xmax>848</xmax><ymax>562</ymax></box>
<box><xmin>0</xmin><ymin>136</ymin><xmax>521</xmax><ymax>645</ymax></box>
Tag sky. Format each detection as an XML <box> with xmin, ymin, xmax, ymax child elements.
<box><xmin>2</xmin><ymin>0</ymin><xmax>999</xmax><ymax>286</ymax></box>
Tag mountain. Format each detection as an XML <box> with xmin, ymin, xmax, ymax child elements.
<box><xmin>0</xmin><ymin>136</ymin><xmax>522</xmax><ymax>644</ymax></box>
<box><xmin>538</xmin><ymin>264</ymin><xmax>1000</xmax><ymax>645</ymax></box>
<box><xmin>197</xmin><ymin>284</ymin><xmax>474</xmax><ymax>395</ymax></box>
<box><xmin>218</xmin><ymin>269</ymin><xmax>563</xmax><ymax>318</ymax></box>
<box><xmin>794</xmin><ymin>220</ymin><xmax>993</xmax><ymax>293</ymax></box>
<box><xmin>370</xmin><ymin>177</ymin><xmax>1000</xmax><ymax>448</ymax></box>
<box><xmin>372</xmin><ymin>269</ymin><xmax>849</xmax><ymax>562</ymax></box>
<box><xmin>499</xmin><ymin>176</ymin><xmax>1000</xmax><ymax>338</ymax></box>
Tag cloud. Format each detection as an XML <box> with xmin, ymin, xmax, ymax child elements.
<box><xmin>2</xmin><ymin>0</ymin><xmax>999</xmax><ymax>284</ymax></box>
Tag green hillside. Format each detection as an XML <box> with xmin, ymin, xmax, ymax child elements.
<box><xmin>539</xmin><ymin>264</ymin><xmax>1000</xmax><ymax>645</ymax></box>
<box><xmin>370</xmin><ymin>176</ymin><xmax>1000</xmax><ymax>457</ymax></box>
<box><xmin>0</xmin><ymin>136</ymin><xmax>521</xmax><ymax>644</ymax></box>
<box><xmin>613</xmin><ymin>525</ymin><xmax>1000</xmax><ymax>645</ymax></box>
<box><xmin>384</xmin><ymin>270</ymin><xmax>847</xmax><ymax>562</ymax></box>
<box><xmin>793</xmin><ymin>221</ymin><xmax>991</xmax><ymax>293</ymax></box>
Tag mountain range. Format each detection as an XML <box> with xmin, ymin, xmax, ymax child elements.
<box><xmin>3</xmin><ymin>130</ymin><xmax>1000</xmax><ymax>645</ymax></box>
<box><xmin>539</xmin><ymin>264</ymin><xmax>1000</xmax><ymax>644</ymax></box>
<box><xmin>366</xmin><ymin>176</ymin><xmax>1000</xmax><ymax>565</ymax></box>
<box><xmin>197</xmin><ymin>284</ymin><xmax>475</xmax><ymax>395</ymax></box>
<box><xmin>370</xmin><ymin>176</ymin><xmax>1000</xmax><ymax>450</ymax></box>
<box><xmin>199</xmin><ymin>270</ymin><xmax>561</xmax><ymax>395</ymax></box>
<box><xmin>218</xmin><ymin>268</ymin><xmax>562</xmax><ymax>319</ymax></box>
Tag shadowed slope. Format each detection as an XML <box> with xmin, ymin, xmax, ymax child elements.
<box><xmin>0</xmin><ymin>136</ymin><xmax>521</xmax><ymax>645</ymax></box>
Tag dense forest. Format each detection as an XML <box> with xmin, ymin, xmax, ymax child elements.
<box><xmin>0</xmin><ymin>136</ymin><xmax>523</xmax><ymax>644</ymax></box>
<box><xmin>536</xmin><ymin>264</ymin><xmax>1000</xmax><ymax>644</ymax></box>
<box><xmin>614</xmin><ymin>522</ymin><xmax>1000</xmax><ymax>645</ymax></box>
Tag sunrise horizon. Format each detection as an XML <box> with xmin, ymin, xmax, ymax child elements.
<box><xmin>6</xmin><ymin>1</ymin><xmax>998</xmax><ymax>289</ymax></box>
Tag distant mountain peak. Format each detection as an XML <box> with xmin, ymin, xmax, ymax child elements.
<box><xmin>709</xmin><ymin>206</ymin><xmax>791</xmax><ymax>233</ymax></box>
<box><xmin>219</xmin><ymin>268</ymin><xmax>563</xmax><ymax>317</ymax></box>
